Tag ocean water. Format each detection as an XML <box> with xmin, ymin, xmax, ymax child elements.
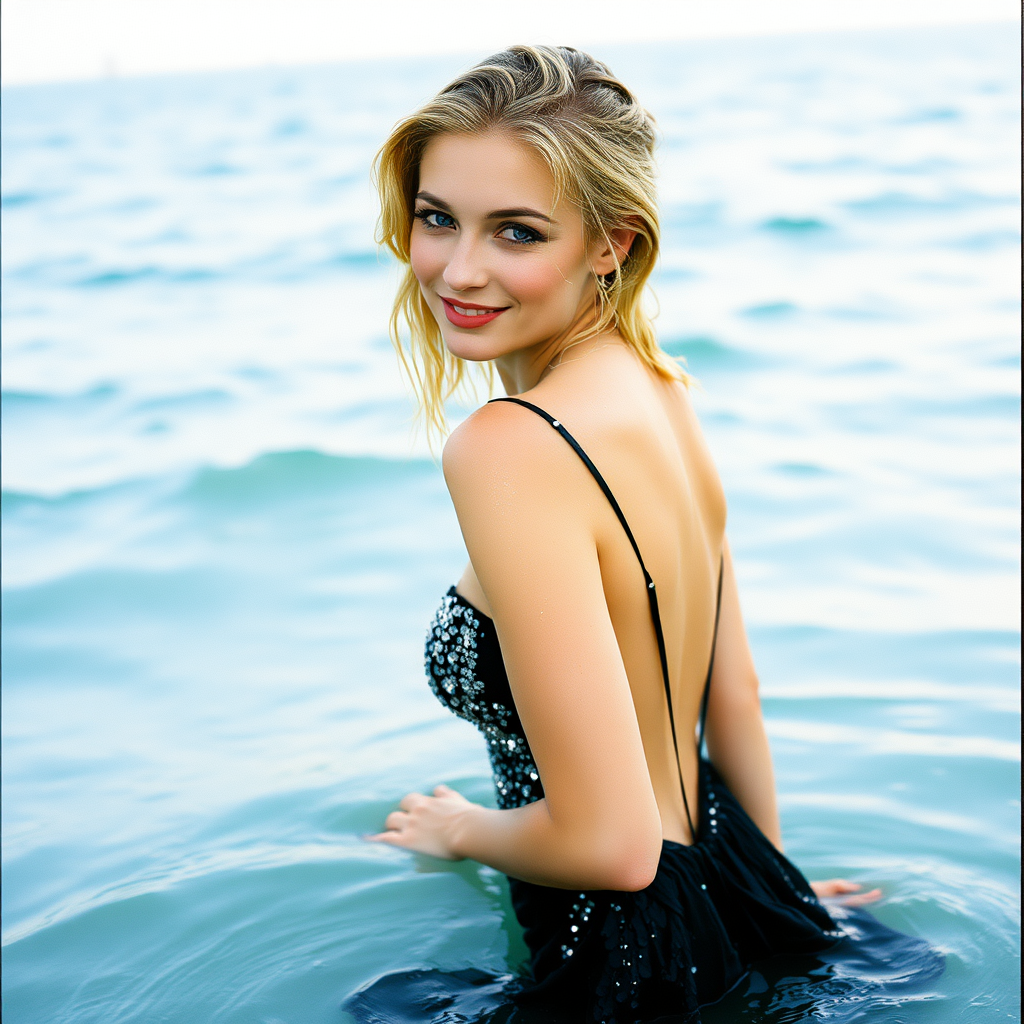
<box><xmin>1</xmin><ymin>22</ymin><xmax>1020</xmax><ymax>1024</ymax></box>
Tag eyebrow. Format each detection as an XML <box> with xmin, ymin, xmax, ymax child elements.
<box><xmin>415</xmin><ymin>191</ymin><xmax>553</xmax><ymax>224</ymax></box>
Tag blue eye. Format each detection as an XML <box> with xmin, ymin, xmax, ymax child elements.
<box><xmin>499</xmin><ymin>223</ymin><xmax>543</xmax><ymax>245</ymax></box>
<box><xmin>416</xmin><ymin>209</ymin><xmax>455</xmax><ymax>230</ymax></box>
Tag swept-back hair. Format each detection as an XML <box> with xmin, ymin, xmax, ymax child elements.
<box><xmin>373</xmin><ymin>44</ymin><xmax>686</xmax><ymax>441</ymax></box>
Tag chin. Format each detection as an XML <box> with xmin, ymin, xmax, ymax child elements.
<box><xmin>443</xmin><ymin>336</ymin><xmax>498</xmax><ymax>363</ymax></box>
<box><xmin>441</xmin><ymin>327</ymin><xmax>507</xmax><ymax>363</ymax></box>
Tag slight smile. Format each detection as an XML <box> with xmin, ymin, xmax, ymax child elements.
<box><xmin>440</xmin><ymin>297</ymin><xmax>511</xmax><ymax>329</ymax></box>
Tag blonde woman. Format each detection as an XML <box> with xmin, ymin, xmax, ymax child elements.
<box><xmin>354</xmin><ymin>46</ymin><xmax>940</xmax><ymax>1023</ymax></box>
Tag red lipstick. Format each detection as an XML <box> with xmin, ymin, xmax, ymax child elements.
<box><xmin>441</xmin><ymin>297</ymin><xmax>509</xmax><ymax>329</ymax></box>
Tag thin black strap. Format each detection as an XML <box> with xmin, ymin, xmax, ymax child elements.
<box><xmin>490</xmin><ymin>396</ymin><xmax>720</xmax><ymax>840</ymax></box>
<box><xmin>698</xmin><ymin>559</ymin><xmax>724</xmax><ymax>757</ymax></box>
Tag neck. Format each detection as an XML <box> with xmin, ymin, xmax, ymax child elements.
<box><xmin>494</xmin><ymin>300</ymin><xmax>605</xmax><ymax>396</ymax></box>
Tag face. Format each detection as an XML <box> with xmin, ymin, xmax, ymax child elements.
<box><xmin>409</xmin><ymin>131</ymin><xmax>623</xmax><ymax>370</ymax></box>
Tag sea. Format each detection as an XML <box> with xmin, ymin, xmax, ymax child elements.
<box><xmin>1</xmin><ymin>21</ymin><xmax>1020</xmax><ymax>1024</ymax></box>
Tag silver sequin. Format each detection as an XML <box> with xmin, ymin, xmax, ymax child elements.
<box><xmin>426</xmin><ymin>591</ymin><xmax>542</xmax><ymax>810</ymax></box>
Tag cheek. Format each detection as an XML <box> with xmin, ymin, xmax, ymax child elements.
<box><xmin>409</xmin><ymin>233</ymin><xmax>444</xmax><ymax>285</ymax></box>
<box><xmin>500</xmin><ymin>257</ymin><xmax>572</xmax><ymax>305</ymax></box>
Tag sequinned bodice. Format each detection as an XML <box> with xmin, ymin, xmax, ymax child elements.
<box><xmin>425</xmin><ymin>587</ymin><xmax>542</xmax><ymax>809</ymax></box>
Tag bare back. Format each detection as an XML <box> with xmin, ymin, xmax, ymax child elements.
<box><xmin>453</xmin><ymin>339</ymin><xmax>726</xmax><ymax>845</ymax></box>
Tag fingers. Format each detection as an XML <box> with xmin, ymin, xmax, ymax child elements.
<box><xmin>398</xmin><ymin>785</ymin><xmax>458</xmax><ymax>807</ymax></box>
<box><xmin>811</xmin><ymin>878</ymin><xmax>861</xmax><ymax>897</ymax></box>
<box><xmin>384</xmin><ymin>810</ymin><xmax>409</xmax><ymax>831</ymax></box>
<box><xmin>843</xmin><ymin>888</ymin><xmax>883</xmax><ymax>906</ymax></box>
<box><xmin>363</xmin><ymin>787</ymin><xmax>461</xmax><ymax>854</ymax></box>
<box><xmin>830</xmin><ymin>880</ymin><xmax>862</xmax><ymax>893</ymax></box>
<box><xmin>827</xmin><ymin>880</ymin><xmax>861</xmax><ymax>894</ymax></box>
<box><xmin>365</xmin><ymin>831</ymin><xmax>405</xmax><ymax>845</ymax></box>
<box><xmin>810</xmin><ymin>879</ymin><xmax>884</xmax><ymax>905</ymax></box>
<box><xmin>363</xmin><ymin>805</ymin><xmax>411</xmax><ymax>845</ymax></box>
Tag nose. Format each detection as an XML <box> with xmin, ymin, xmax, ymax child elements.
<box><xmin>442</xmin><ymin>235</ymin><xmax>489</xmax><ymax>293</ymax></box>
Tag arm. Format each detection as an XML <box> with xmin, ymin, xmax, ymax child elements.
<box><xmin>703</xmin><ymin>538</ymin><xmax>784</xmax><ymax>850</ymax></box>
<box><xmin>705</xmin><ymin>542</ymin><xmax>882</xmax><ymax>904</ymax></box>
<box><xmin>369</xmin><ymin>403</ymin><xmax>663</xmax><ymax>891</ymax></box>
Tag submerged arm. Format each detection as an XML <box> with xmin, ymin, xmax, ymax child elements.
<box><xmin>704</xmin><ymin>543</ymin><xmax>882</xmax><ymax>903</ymax></box>
<box><xmin>703</xmin><ymin>539</ymin><xmax>784</xmax><ymax>850</ymax></box>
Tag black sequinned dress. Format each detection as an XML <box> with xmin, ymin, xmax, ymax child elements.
<box><xmin>345</xmin><ymin>397</ymin><xmax>943</xmax><ymax>1024</ymax></box>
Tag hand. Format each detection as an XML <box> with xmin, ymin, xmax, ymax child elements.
<box><xmin>366</xmin><ymin>784</ymin><xmax>477</xmax><ymax>860</ymax></box>
<box><xmin>810</xmin><ymin>878</ymin><xmax>882</xmax><ymax>906</ymax></box>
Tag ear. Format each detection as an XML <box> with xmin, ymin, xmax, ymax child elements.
<box><xmin>590</xmin><ymin>225</ymin><xmax>639</xmax><ymax>277</ymax></box>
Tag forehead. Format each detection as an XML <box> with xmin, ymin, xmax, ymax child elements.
<box><xmin>417</xmin><ymin>132</ymin><xmax>555</xmax><ymax>211</ymax></box>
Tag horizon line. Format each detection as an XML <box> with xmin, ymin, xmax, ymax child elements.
<box><xmin>1</xmin><ymin>0</ymin><xmax>1018</xmax><ymax>88</ymax></box>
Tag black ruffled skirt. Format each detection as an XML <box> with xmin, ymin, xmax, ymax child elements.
<box><xmin>344</xmin><ymin>761</ymin><xmax>943</xmax><ymax>1023</ymax></box>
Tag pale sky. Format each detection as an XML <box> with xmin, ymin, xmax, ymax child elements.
<box><xmin>1</xmin><ymin>0</ymin><xmax>1018</xmax><ymax>86</ymax></box>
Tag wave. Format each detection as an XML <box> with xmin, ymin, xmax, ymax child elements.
<box><xmin>178</xmin><ymin>449</ymin><xmax>436</xmax><ymax>511</ymax></box>
<box><xmin>2</xmin><ymin>446</ymin><xmax>455</xmax><ymax>667</ymax></box>
<box><xmin>761</xmin><ymin>216</ymin><xmax>832</xmax><ymax>234</ymax></box>
<box><xmin>132</xmin><ymin>389</ymin><xmax>234</xmax><ymax>413</ymax></box>
<box><xmin>844</xmin><ymin>189</ymin><xmax>1016</xmax><ymax>217</ymax></box>
<box><xmin>2</xmin><ymin>449</ymin><xmax>436</xmax><ymax>512</ymax></box>
<box><xmin>6</xmin><ymin>250</ymin><xmax>392</xmax><ymax>289</ymax></box>
<box><xmin>661</xmin><ymin>334</ymin><xmax>768</xmax><ymax>370</ymax></box>
<box><xmin>75</xmin><ymin>266</ymin><xmax>222</xmax><ymax>287</ymax></box>
<box><xmin>891</xmin><ymin>106</ymin><xmax>961</xmax><ymax>124</ymax></box>
<box><xmin>1</xmin><ymin>188</ymin><xmax>67</xmax><ymax>208</ymax></box>
<box><xmin>740</xmin><ymin>301</ymin><xmax>799</xmax><ymax>319</ymax></box>
<box><xmin>774</xmin><ymin>461</ymin><xmax>836</xmax><ymax>477</ymax></box>
<box><xmin>944</xmin><ymin>228</ymin><xmax>1021</xmax><ymax>251</ymax></box>
<box><xmin>1</xmin><ymin>383</ymin><xmax>120</xmax><ymax>412</ymax></box>
<box><xmin>766</xmin><ymin>719</ymin><xmax>1020</xmax><ymax>763</ymax></box>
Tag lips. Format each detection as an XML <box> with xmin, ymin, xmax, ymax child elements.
<box><xmin>440</xmin><ymin>297</ymin><xmax>509</xmax><ymax>329</ymax></box>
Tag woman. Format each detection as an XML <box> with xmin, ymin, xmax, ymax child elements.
<box><xmin>355</xmin><ymin>45</ymin><xmax>939</xmax><ymax>1023</ymax></box>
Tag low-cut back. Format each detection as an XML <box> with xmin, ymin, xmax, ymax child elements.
<box><xmin>491</xmin><ymin>396</ymin><xmax>721</xmax><ymax>844</ymax></box>
<box><xmin>344</xmin><ymin>399</ymin><xmax>943</xmax><ymax>1023</ymax></box>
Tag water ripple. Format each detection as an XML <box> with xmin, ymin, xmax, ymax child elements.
<box><xmin>2</xmin><ymin>23</ymin><xmax>1018</xmax><ymax>1024</ymax></box>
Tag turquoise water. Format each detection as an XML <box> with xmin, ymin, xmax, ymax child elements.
<box><xmin>2</xmin><ymin>23</ymin><xmax>1020</xmax><ymax>1023</ymax></box>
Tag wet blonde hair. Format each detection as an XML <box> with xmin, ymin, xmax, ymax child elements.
<box><xmin>373</xmin><ymin>44</ymin><xmax>687</xmax><ymax>440</ymax></box>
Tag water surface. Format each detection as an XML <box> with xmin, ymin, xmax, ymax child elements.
<box><xmin>2</xmin><ymin>22</ymin><xmax>1020</xmax><ymax>1023</ymax></box>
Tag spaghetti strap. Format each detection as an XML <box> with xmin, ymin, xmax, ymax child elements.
<box><xmin>489</xmin><ymin>396</ymin><xmax>723</xmax><ymax>839</ymax></box>
<box><xmin>699</xmin><ymin>562</ymin><xmax>725</xmax><ymax>757</ymax></box>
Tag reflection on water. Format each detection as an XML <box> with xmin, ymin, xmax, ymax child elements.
<box><xmin>2</xmin><ymin>21</ymin><xmax>1020</xmax><ymax>1024</ymax></box>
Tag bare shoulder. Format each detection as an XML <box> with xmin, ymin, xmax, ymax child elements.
<box><xmin>441</xmin><ymin>399</ymin><xmax>567</xmax><ymax>499</ymax></box>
